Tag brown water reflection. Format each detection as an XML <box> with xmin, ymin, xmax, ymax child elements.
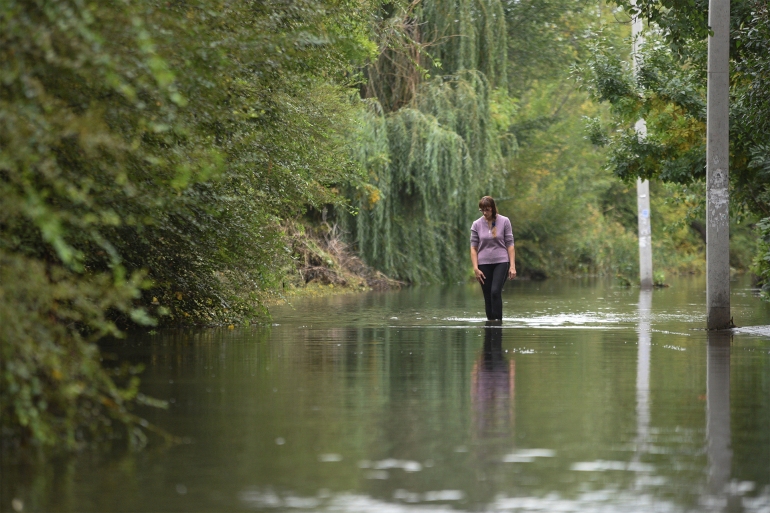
<box><xmin>4</xmin><ymin>277</ymin><xmax>770</xmax><ymax>512</ymax></box>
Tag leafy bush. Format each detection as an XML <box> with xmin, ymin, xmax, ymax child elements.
<box><xmin>1</xmin><ymin>0</ymin><xmax>373</xmax><ymax>449</ymax></box>
<box><xmin>579</xmin><ymin>0</ymin><xmax>770</xmax><ymax>283</ymax></box>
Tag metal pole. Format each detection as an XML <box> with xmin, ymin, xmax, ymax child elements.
<box><xmin>632</xmin><ymin>8</ymin><xmax>653</xmax><ymax>289</ymax></box>
<box><xmin>706</xmin><ymin>0</ymin><xmax>731</xmax><ymax>329</ymax></box>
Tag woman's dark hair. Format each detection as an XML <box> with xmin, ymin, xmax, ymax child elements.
<box><xmin>478</xmin><ymin>196</ymin><xmax>497</xmax><ymax>218</ymax></box>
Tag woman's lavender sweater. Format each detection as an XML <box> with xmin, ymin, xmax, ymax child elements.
<box><xmin>470</xmin><ymin>214</ymin><xmax>514</xmax><ymax>265</ymax></box>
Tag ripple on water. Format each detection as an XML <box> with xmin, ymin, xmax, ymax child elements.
<box><xmin>501</xmin><ymin>448</ymin><xmax>556</xmax><ymax>462</ymax></box>
<box><xmin>359</xmin><ymin>459</ymin><xmax>423</xmax><ymax>472</ymax></box>
<box><xmin>237</xmin><ymin>488</ymin><xmax>770</xmax><ymax>512</ymax></box>
<box><xmin>734</xmin><ymin>325</ymin><xmax>770</xmax><ymax>337</ymax></box>
<box><xmin>445</xmin><ymin>312</ymin><xmax>633</xmax><ymax>328</ymax></box>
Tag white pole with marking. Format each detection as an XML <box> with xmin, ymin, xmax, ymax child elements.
<box><xmin>632</xmin><ymin>7</ymin><xmax>653</xmax><ymax>289</ymax></box>
<box><xmin>706</xmin><ymin>0</ymin><xmax>731</xmax><ymax>329</ymax></box>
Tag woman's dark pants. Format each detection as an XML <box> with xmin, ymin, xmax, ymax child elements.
<box><xmin>477</xmin><ymin>262</ymin><xmax>509</xmax><ymax>320</ymax></box>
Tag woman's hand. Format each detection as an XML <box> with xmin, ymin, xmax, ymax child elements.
<box><xmin>474</xmin><ymin>267</ymin><xmax>486</xmax><ymax>284</ymax></box>
<box><xmin>508</xmin><ymin>267</ymin><xmax>517</xmax><ymax>280</ymax></box>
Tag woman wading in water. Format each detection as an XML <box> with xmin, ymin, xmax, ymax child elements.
<box><xmin>470</xmin><ymin>196</ymin><xmax>516</xmax><ymax>321</ymax></box>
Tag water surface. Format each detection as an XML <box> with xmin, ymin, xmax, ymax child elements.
<box><xmin>4</xmin><ymin>276</ymin><xmax>770</xmax><ymax>512</ymax></box>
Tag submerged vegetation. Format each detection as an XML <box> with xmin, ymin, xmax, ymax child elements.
<box><xmin>1</xmin><ymin>0</ymin><xmax>768</xmax><ymax>450</ymax></box>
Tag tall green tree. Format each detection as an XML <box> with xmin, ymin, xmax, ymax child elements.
<box><xmin>1</xmin><ymin>0</ymin><xmax>374</xmax><ymax>449</ymax></box>
<box><xmin>342</xmin><ymin>0</ymin><xmax>513</xmax><ymax>283</ymax></box>
<box><xmin>579</xmin><ymin>0</ymin><xmax>768</xmax><ymax>284</ymax></box>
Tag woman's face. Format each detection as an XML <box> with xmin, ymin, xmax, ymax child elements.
<box><xmin>480</xmin><ymin>206</ymin><xmax>493</xmax><ymax>220</ymax></box>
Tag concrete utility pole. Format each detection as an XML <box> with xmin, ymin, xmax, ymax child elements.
<box><xmin>706</xmin><ymin>0</ymin><xmax>731</xmax><ymax>329</ymax></box>
<box><xmin>632</xmin><ymin>9</ymin><xmax>653</xmax><ymax>289</ymax></box>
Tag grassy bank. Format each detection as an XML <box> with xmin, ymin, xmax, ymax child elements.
<box><xmin>269</xmin><ymin>220</ymin><xmax>403</xmax><ymax>305</ymax></box>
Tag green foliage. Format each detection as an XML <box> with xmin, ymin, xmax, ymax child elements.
<box><xmin>579</xmin><ymin>30</ymin><xmax>707</xmax><ymax>184</ymax></box>
<box><xmin>754</xmin><ymin>218</ymin><xmax>770</xmax><ymax>297</ymax></box>
<box><xmin>1</xmin><ymin>0</ymin><xmax>374</xmax><ymax>449</ymax></box>
<box><xmin>342</xmin><ymin>0</ymin><xmax>511</xmax><ymax>283</ymax></box>
<box><xmin>580</xmin><ymin>0</ymin><xmax>769</xmax><ymax>283</ymax></box>
<box><xmin>504</xmin><ymin>81</ymin><xmax>665</xmax><ymax>278</ymax></box>
<box><xmin>499</xmin><ymin>3</ymin><xmax>646</xmax><ymax>278</ymax></box>
<box><xmin>9</xmin><ymin>0</ymin><xmax>764</xmax><ymax>452</ymax></box>
<box><xmin>349</xmin><ymin>0</ymin><xmax>717</xmax><ymax>282</ymax></box>
<box><xmin>499</xmin><ymin>0</ymin><xmax>720</xmax><ymax>279</ymax></box>
<box><xmin>504</xmin><ymin>0</ymin><xmax>596</xmax><ymax>96</ymax></box>
<box><xmin>421</xmin><ymin>0</ymin><xmax>508</xmax><ymax>86</ymax></box>
<box><xmin>0</xmin><ymin>251</ymin><xmax>166</xmax><ymax>450</ymax></box>
<box><xmin>128</xmin><ymin>0</ymin><xmax>372</xmax><ymax>323</ymax></box>
<box><xmin>1</xmin><ymin>0</ymin><xmax>182</xmax><ymax>449</ymax></box>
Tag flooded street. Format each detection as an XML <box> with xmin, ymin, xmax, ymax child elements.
<box><xmin>5</xmin><ymin>276</ymin><xmax>770</xmax><ymax>512</ymax></box>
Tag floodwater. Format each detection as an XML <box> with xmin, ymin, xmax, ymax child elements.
<box><xmin>5</xmin><ymin>276</ymin><xmax>770</xmax><ymax>512</ymax></box>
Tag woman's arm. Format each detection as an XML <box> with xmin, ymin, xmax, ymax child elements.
<box><xmin>507</xmin><ymin>245</ymin><xmax>516</xmax><ymax>280</ymax></box>
<box><xmin>505</xmin><ymin>218</ymin><xmax>516</xmax><ymax>280</ymax></box>
<box><xmin>470</xmin><ymin>246</ymin><xmax>485</xmax><ymax>284</ymax></box>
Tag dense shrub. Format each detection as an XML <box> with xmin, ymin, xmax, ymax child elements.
<box><xmin>0</xmin><ymin>0</ymin><xmax>373</xmax><ymax>448</ymax></box>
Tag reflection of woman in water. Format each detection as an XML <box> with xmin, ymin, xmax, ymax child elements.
<box><xmin>470</xmin><ymin>196</ymin><xmax>516</xmax><ymax>321</ymax></box>
<box><xmin>471</xmin><ymin>325</ymin><xmax>515</xmax><ymax>441</ymax></box>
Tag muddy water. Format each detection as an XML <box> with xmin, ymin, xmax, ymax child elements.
<box><xmin>4</xmin><ymin>276</ymin><xmax>770</xmax><ymax>512</ymax></box>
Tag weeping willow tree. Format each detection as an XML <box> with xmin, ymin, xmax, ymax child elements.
<box><xmin>341</xmin><ymin>0</ymin><xmax>514</xmax><ymax>283</ymax></box>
